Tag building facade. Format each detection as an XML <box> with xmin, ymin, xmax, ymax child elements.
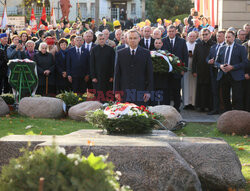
<box><xmin>194</xmin><ymin>0</ymin><xmax>250</xmax><ymax>29</ymax></box>
<box><xmin>51</xmin><ymin>0</ymin><xmax>145</xmax><ymax>22</ymax></box>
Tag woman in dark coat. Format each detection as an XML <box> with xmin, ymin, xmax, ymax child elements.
<box><xmin>55</xmin><ymin>38</ymin><xmax>71</xmax><ymax>93</ymax></box>
<box><xmin>34</xmin><ymin>42</ymin><xmax>56</xmax><ymax>95</ymax></box>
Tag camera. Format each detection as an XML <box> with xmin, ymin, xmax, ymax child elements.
<box><xmin>19</xmin><ymin>40</ymin><xmax>22</xmax><ymax>44</ymax></box>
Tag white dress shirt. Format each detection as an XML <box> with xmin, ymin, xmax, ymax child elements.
<box><xmin>144</xmin><ymin>37</ymin><xmax>151</xmax><ymax>49</ymax></box>
<box><xmin>130</xmin><ymin>47</ymin><xmax>138</xmax><ymax>55</ymax></box>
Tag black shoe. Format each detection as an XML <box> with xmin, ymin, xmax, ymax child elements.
<box><xmin>207</xmin><ymin>110</ymin><xmax>219</xmax><ymax>115</ymax></box>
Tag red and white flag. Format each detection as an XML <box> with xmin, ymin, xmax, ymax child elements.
<box><xmin>30</xmin><ymin>8</ymin><xmax>37</xmax><ymax>31</ymax></box>
<box><xmin>39</xmin><ymin>5</ymin><xmax>47</xmax><ymax>28</ymax></box>
<box><xmin>50</xmin><ymin>4</ymin><xmax>57</xmax><ymax>27</ymax></box>
<box><xmin>0</xmin><ymin>4</ymin><xmax>7</xmax><ymax>29</ymax></box>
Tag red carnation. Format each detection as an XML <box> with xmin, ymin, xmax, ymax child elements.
<box><xmin>177</xmin><ymin>63</ymin><xmax>181</xmax><ymax>66</ymax></box>
<box><xmin>181</xmin><ymin>63</ymin><xmax>185</xmax><ymax>66</ymax></box>
<box><xmin>169</xmin><ymin>54</ymin><xmax>173</xmax><ymax>57</ymax></box>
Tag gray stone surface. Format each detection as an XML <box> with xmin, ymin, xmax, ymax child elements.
<box><xmin>180</xmin><ymin>108</ymin><xmax>220</xmax><ymax>123</ymax></box>
<box><xmin>0</xmin><ymin>130</ymin><xmax>246</xmax><ymax>190</ymax></box>
<box><xmin>68</xmin><ymin>101</ymin><xmax>103</xmax><ymax>121</ymax></box>
<box><xmin>217</xmin><ymin>110</ymin><xmax>250</xmax><ymax>135</ymax></box>
<box><xmin>169</xmin><ymin>139</ymin><xmax>246</xmax><ymax>190</ymax></box>
<box><xmin>149</xmin><ymin>105</ymin><xmax>182</xmax><ymax>129</ymax></box>
<box><xmin>0</xmin><ymin>97</ymin><xmax>9</xmax><ymax>116</ymax></box>
<box><xmin>18</xmin><ymin>97</ymin><xmax>65</xmax><ymax>119</ymax></box>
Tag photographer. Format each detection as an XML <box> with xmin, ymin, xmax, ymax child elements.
<box><xmin>7</xmin><ymin>35</ymin><xmax>26</xmax><ymax>60</ymax></box>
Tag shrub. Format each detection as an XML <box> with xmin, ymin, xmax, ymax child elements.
<box><xmin>56</xmin><ymin>91</ymin><xmax>86</xmax><ymax>106</ymax></box>
<box><xmin>170</xmin><ymin>14</ymin><xmax>189</xmax><ymax>23</ymax></box>
<box><xmin>0</xmin><ymin>144</ymin><xmax>131</xmax><ymax>191</ymax></box>
<box><xmin>1</xmin><ymin>94</ymin><xmax>15</xmax><ymax>105</ymax></box>
<box><xmin>86</xmin><ymin>102</ymin><xmax>164</xmax><ymax>134</ymax></box>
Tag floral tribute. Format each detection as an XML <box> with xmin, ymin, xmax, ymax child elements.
<box><xmin>86</xmin><ymin>102</ymin><xmax>163</xmax><ymax>135</ymax></box>
<box><xmin>150</xmin><ymin>50</ymin><xmax>187</xmax><ymax>74</ymax></box>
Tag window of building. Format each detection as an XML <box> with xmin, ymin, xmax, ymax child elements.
<box><xmin>91</xmin><ymin>3</ymin><xmax>95</xmax><ymax>18</ymax></box>
<box><xmin>131</xmin><ymin>3</ymin><xmax>136</xmax><ymax>15</ymax></box>
<box><xmin>79</xmin><ymin>3</ymin><xmax>87</xmax><ymax>19</ymax></box>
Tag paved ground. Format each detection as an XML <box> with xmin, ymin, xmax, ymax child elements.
<box><xmin>181</xmin><ymin>109</ymin><xmax>220</xmax><ymax>123</ymax></box>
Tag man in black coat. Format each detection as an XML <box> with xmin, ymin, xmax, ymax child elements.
<box><xmin>90</xmin><ymin>33</ymin><xmax>115</xmax><ymax>102</ymax></box>
<box><xmin>162</xmin><ymin>25</ymin><xmax>188</xmax><ymax>112</ymax></box>
<box><xmin>0</xmin><ymin>33</ymin><xmax>9</xmax><ymax>94</ymax></box>
<box><xmin>192</xmin><ymin>28</ymin><xmax>216</xmax><ymax>111</ymax></box>
<box><xmin>139</xmin><ymin>26</ymin><xmax>155</xmax><ymax>50</ymax></box>
<box><xmin>114</xmin><ymin>30</ymin><xmax>153</xmax><ymax>106</ymax></box>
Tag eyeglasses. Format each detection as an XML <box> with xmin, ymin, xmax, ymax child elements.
<box><xmin>202</xmin><ymin>33</ymin><xmax>209</xmax><ymax>36</ymax></box>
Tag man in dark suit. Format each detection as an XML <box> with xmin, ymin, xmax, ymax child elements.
<box><xmin>139</xmin><ymin>26</ymin><xmax>155</xmax><ymax>50</ymax></box>
<box><xmin>83</xmin><ymin>30</ymin><xmax>96</xmax><ymax>53</ymax></box>
<box><xmin>116</xmin><ymin>32</ymin><xmax>129</xmax><ymax>51</ymax></box>
<box><xmin>206</xmin><ymin>30</ymin><xmax>226</xmax><ymax>114</ymax></box>
<box><xmin>162</xmin><ymin>25</ymin><xmax>188</xmax><ymax>111</ymax></box>
<box><xmin>66</xmin><ymin>36</ymin><xmax>90</xmax><ymax>93</ymax></box>
<box><xmin>215</xmin><ymin>30</ymin><xmax>248</xmax><ymax>111</ymax></box>
<box><xmin>114</xmin><ymin>29</ymin><xmax>153</xmax><ymax>106</ymax></box>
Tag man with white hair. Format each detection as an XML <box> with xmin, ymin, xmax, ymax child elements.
<box><xmin>101</xmin><ymin>29</ymin><xmax>116</xmax><ymax>48</ymax></box>
<box><xmin>66</xmin><ymin>36</ymin><xmax>90</xmax><ymax>93</ymax></box>
<box><xmin>113</xmin><ymin>29</ymin><xmax>122</xmax><ymax>46</ymax></box>
<box><xmin>152</xmin><ymin>28</ymin><xmax>162</xmax><ymax>39</ymax></box>
<box><xmin>183</xmin><ymin>31</ymin><xmax>197</xmax><ymax>110</ymax></box>
<box><xmin>139</xmin><ymin>26</ymin><xmax>155</xmax><ymax>50</ymax></box>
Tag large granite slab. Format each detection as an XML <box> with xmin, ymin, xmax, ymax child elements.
<box><xmin>0</xmin><ymin>130</ymin><xmax>246</xmax><ymax>191</ymax></box>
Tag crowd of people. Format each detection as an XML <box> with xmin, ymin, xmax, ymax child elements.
<box><xmin>0</xmin><ymin>8</ymin><xmax>249</xmax><ymax>114</ymax></box>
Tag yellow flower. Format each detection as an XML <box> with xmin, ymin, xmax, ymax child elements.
<box><xmin>78</xmin><ymin>97</ymin><xmax>83</xmax><ymax>101</ymax></box>
<box><xmin>74</xmin><ymin>93</ymin><xmax>77</xmax><ymax>96</ymax></box>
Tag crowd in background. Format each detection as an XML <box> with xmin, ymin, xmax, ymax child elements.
<box><xmin>0</xmin><ymin>8</ymin><xmax>249</xmax><ymax>114</ymax></box>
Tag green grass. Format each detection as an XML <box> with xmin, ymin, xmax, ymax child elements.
<box><xmin>0</xmin><ymin>113</ymin><xmax>94</xmax><ymax>137</ymax></box>
<box><xmin>0</xmin><ymin>115</ymin><xmax>249</xmax><ymax>189</ymax></box>
<box><xmin>175</xmin><ymin>123</ymin><xmax>250</xmax><ymax>190</ymax></box>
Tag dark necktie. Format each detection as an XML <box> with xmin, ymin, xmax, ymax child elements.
<box><xmin>87</xmin><ymin>44</ymin><xmax>90</xmax><ymax>51</ymax></box>
<box><xmin>225</xmin><ymin>46</ymin><xmax>230</xmax><ymax>64</ymax></box>
<box><xmin>77</xmin><ymin>48</ymin><xmax>81</xmax><ymax>58</ymax></box>
<box><xmin>146</xmin><ymin>40</ymin><xmax>149</xmax><ymax>49</ymax></box>
<box><xmin>132</xmin><ymin>50</ymin><xmax>135</xmax><ymax>56</ymax></box>
<box><xmin>170</xmin><ymin>39</ymin><xmax>174</xmax><ymax>50</ymax></box>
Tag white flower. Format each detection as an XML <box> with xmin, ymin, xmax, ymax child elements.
<box><xmin>74</xmin><ymin>160</ymin><xmax>79</xmax><ymax>166</ymax></box>
<box><xmin>56</xmin><ymin>146</ymin><xmax>66</xmax><ymax>155</ymax></box>
<box><xmin>67</xmin><ymin>153</ymin><xmax>81</xmax><ymax>161</ymax></box>
<box><xmin>14</xmin><ymin>164</ymin><xmax>22</xmax><ymax>169</ymax></box>
<box><xmin>99</xmin><ymin>155</ymin><xmax>108</xmax><ymax>162</ymax></box>
<box><xmin>29</xmin><ymin>155</ymin><xmax>33</xmax><ymax>160</ymax></box>
<box><xmin>116</xmin><ymin>171</ymin><xmax>122</xmax><ymax>176</ymax></box>
<box><xmin>168</xmin><ymin>56</ymin><xmax>173</xmax><ymax>62</ymax></box>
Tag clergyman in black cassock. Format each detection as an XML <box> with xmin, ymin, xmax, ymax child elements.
<box><xmin>90</xmin><ymin>33</ymin><xmax>115</xmax><ymax>102</ymax></box>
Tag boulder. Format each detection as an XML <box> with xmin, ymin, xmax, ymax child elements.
<box><xmin>149</xmin><ymin>105</ymin><xmax>182</xmax><ymax>130</ymax></box>
<box><xmin>0</xmin><ymin>97</ymin><xmax>9</xmax><ymax>116</ymax></box>
<box><xmin>217</xmin><ymin>110</ymin><xmax>250</xmax><ymax>135</ymax></box>
<box><xmin>68</xmin><ymin>101</ymin><xmax>102</xmax><ymax>121</ymax></box>
<box><xmin>18</xmin><ymin>97</ymin><xmax>64</xmax><ymax>118</ymax></box>
<box><xmin>169</xmin><ymin>138</ymin><xmax>246</xmax><ymax>190</ymax></box>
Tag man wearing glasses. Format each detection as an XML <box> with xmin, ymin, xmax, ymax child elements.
<box><xmin>192</xmin><ymin>28</ymin><xmax>216</xmax><ymax>112</ymax></box>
